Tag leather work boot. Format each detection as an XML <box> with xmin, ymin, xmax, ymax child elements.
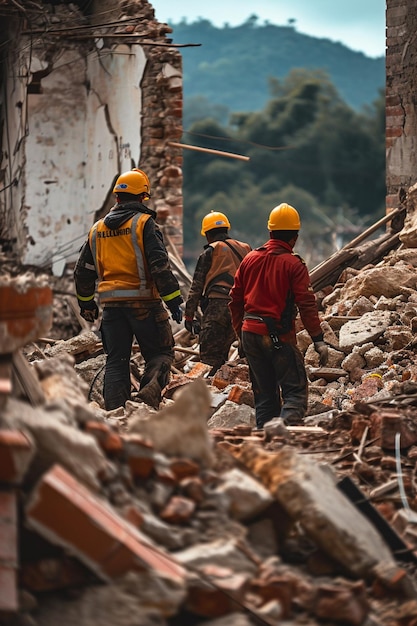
<box><xmin>136</xmin><ymin>380</ymin><xmax>162</xmax><ymax>410</ymax></box>
<box><xmin>283</xmin><ymin>414</ymin><xmax>304</xmax><ymax>426</ymax></box>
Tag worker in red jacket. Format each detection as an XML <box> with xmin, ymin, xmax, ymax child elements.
<box><xmin>229</xmin><ymin>203</ymin><xmax>328</xmax><ymax>429</ymax></box>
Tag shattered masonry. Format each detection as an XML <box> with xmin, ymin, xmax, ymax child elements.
<box><xmin>0</xmin><ymin>0</ymin><xmax>183</xmax><ymax>274</ymax></box>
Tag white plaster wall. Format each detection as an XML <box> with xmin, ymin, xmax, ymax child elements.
<box><xmin>387</xmin><ymin>135</ymin><xmax>417</xmax><ymax>180</ymax></box>
<box><xmin>25</xmin><ymin>50</ymin><xmax>88</xmax><ymax>274</ymax></box>
<box><xmin>4</xmin><ymin>42</ymin><xmax>146</xmax><ymax>274</ymax></box>
<box><xmin>83</xmin><ymin>43</ymin><xmax>146</xmax><ymax>259</ymax></box>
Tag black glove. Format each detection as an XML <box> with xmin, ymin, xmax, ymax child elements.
<box><xmin>166</xmin><ymin>295</ymin><xmax>183</xmax><ymax>324</ymax></box>
<box><xmin>79</xmin><ymin>299</ymin><xmax>99</xmax><ymax>323</ymax></box>
<box><xmin>314</xmin><ymin>341</ymin><xmax>329</xmax><ymax>366</ymax></box>
<box><xmin>185</xmin><ymin>318</ymin><xmax>200</xmax><ymax>335</ymax></box>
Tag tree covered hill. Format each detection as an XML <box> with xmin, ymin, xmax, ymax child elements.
<box><xmin>169</xmin><ymin>17</ymin><xmax>385</xmax><ymax>114</ymax></box>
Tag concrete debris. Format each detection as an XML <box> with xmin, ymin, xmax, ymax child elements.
<box><xmin>6</xmin><ymin>199</ymin><xmax>417</xmax><ymax>623</ymax></box>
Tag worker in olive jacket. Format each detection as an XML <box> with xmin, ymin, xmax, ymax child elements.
<box><xmin>185</xmin><ymin>211</ymin><xmax>251</xmax><ymax>375</ymax></box>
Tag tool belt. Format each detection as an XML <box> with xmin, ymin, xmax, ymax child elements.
<box><xmin>244</xmin><ymin>313</ymin><xmax>284</xmax><ymax>350</ymax></box>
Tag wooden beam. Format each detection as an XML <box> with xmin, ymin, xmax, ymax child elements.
<box><xmin>167</xmin><ymin>142</ymin><xmax>250</xmax><ymax>161</ymax></box>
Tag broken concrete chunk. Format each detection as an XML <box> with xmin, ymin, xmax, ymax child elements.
<box><xmin>229</xmin><ymin>444</ymin><xmax>399</xmax><ymax>579</ymax></box>
<box><xmin>207</xmin><ymin>401</ymin><xmax>255</xmax><ymax>430</ymax></box>
<box><xmin>339</xmin><ymin>311</ymin><xmax>395</xmax><ymax>351</ymax></box>
<box><xmin>174</xmin><ymin>539</ymin><xmax>258</xmax><ymax>575</ymax></box>
<box><xmin>128</xmin><ymin>379</ymin><xmax>214</xmax><ymax>467</ymax></box>
<box><xmin>341</xmin><ymin>265</ymin><xmax>417</xmax><ymax>300</ymax></box>
<box><xmin>35</xmin><ymin>570</ymin><xmax>186</xmax><ymax>626</ymax></box>
<box><xmin>43</xmin><ymin>331</ymin><xmax>100</xmax><ymax>358</ymax></box>
<box><xmin>214</xmin><ymin>468</ymin><xmax>273</xmax><ymax>521</ymax></box>
<box><xmin>1</xmin><ymin>397</ymin><xmax>107</xmax><ymax>490</ymax></box>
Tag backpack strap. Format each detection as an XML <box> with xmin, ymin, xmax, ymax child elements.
<box><xmin>222</xmin><ymin>239</ymin><xmax>244</xmax><ymax>262</ymax></box>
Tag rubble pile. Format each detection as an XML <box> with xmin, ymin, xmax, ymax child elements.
<box><xmin>4</xmin><ymin>191</ymin><xmax>417</xmax><ymax>624</ymax></box>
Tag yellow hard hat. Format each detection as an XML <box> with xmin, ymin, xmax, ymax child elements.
<box><xmin>201</xmin><ymin>211</ymin><xmax>231</xmax><ymax>236</ymax></box>
<box><xmin>268</xmin><ymin>203</ymin><xmax>300</xmax><ymax>230</ymax></box>
<box><xmin>113</xmin><ymin>168</ymin><xmax>151</xmax><ymax>198</ymax></box>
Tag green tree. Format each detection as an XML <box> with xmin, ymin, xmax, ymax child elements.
<box><xmin>182</xmin><ymin>72</ymin><xmax>385</xmax><ymax>265</ymax></box>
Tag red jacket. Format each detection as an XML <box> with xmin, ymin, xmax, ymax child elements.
<box><xmin>229</xmin><ymin>239</ymin><xmax>322</xmax><ymax>344</ymax></box>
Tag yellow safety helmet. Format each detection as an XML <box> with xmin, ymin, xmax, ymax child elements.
<box><xmin>268</xmin><ymin>203</ymin><xmax>300</xmax><ymax>230</ymax></box>
<box><xmin>201</xmin><ymin>211</ymin><xmax>231</xmax><ymax>236</ymax></box>
<box><xmin>113</xmin><ymin>168</ymin><xmax>151</xmax><ymax>198</ymax></box>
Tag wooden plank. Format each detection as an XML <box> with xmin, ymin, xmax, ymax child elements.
<box><xmin>12</xmin><ymin>351</ymin><xmax>45</xmax><ymax>407</ymax></box>
<box><xmin>168</xmin><ymin>141</ymin><xmax>250</xmax><ymax>161</ymax></box>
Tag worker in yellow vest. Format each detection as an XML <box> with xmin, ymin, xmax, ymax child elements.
<box><xmin>74</xmin><ymin>168</ymin><xmax>183</xmax><ymax>410</ymax></box>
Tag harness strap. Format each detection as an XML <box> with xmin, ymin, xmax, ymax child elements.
<box><xmin>244</xmin><ymin>313</ymin><xmax>283</xmax><ymax>350</ymax></box>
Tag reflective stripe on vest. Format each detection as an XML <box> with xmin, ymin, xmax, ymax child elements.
<box><xmin>90</xmin><ymin>213</ymin><xmax>153</xmax><ymax>300</ymax></box>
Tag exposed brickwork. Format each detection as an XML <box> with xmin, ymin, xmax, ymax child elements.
<box><xmin>139</xmin><ymin>3</ymin><xmax>184</xmax><ymax>255</ymax></box>
<box><xmin>386</xmin><ymin>0</ymin><xmax>417</xmax><ymax>209</ymax></box>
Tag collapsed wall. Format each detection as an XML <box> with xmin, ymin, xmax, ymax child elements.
<box><xmin>386</xmin><ymin>0</ymin><xmax>417</xmax><ymax>212</ymax></box>
<box><xmin>0</xmin><ymin>0</ymin><xmax>183</xmax><ymax>274</ymax></box>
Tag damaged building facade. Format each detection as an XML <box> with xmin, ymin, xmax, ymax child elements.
<box><xmin>0</xmin><ymin>0</ymin><xmax>183</xmax><ymax>275</ymax></box>
<box><xmin>386</xmin><ymin>0</ymin><xmax>417</xmax><ymax>210</ymax></box>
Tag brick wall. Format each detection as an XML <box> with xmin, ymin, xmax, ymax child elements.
<box><xmin>386</xmin><ymin>0</ymin><xmax>417</xmax><ymax>210</ymax></box>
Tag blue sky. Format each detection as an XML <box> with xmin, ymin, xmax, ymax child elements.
<box><xmin>151</xmin><ymin>0</ymin><xmax>386</xmax><ymax>58</ymax></box>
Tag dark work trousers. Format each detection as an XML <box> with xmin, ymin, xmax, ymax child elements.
<box><xmin>101</xmin><ymin>303</ymin><xmax>174</xmax><ymax>411</ymax></box>
<box><xmin>200</xmin><ymin>298</ymin><xmax>237</xmax><ymax>376</ymax></box>
<box><xmin>241</xmin><ymin>331</ymin><xmax>308</xmax><ymax>428</ymax></box>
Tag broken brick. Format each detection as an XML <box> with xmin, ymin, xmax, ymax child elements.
<box><xmin>26</xmin><ymin>464</ymin><xmax>185</xmax><ymax>583</ymax></box>
<box><xmin>169</xmin><ymin>457</ymin><xmax>200</xmax><ymax>481</ymax></box>
<box><xmin>180</xmin><ymin>476</ymin><xmax>205</xmax><ymax>503</ymax></box>
<box><xmin>0</xmin><ymin>430</ymin><xmax>34</xmax><ymax>483</ymax></box>
<box><xmin>85</xmin><ymin>422</ymin><xmax>123</xmax><ymax>455</ymax></box>
<box><xmin>313</xmin><ymin>581</ymin><xmax>369</xmax><ymax>626</ymax></box>
<box><xmin>122</xmin><ymin>434</ymin><xmax>155</xmax><ymax>479</ymax></box>
<box><xmin>185</xmin><ymin>362</ymin><xmax>212</xmax><ymax>379</ymax></box>
<box><xmin>250</xmin><ymin>575</ymin><xmax>295</xmax><ymax>618</ymax></box>
<box><xmin>160</xmin><ymin>496</ymin><xmax>196</xmax><ymax>524</ymax></box>
<box><xmin>227</xmin><ymin>385</ymin><xmax>254</xmax><ymax>407</ymax></box>
<box><xmin>184</xmin><ymin>566</ymin><xmax>249</xmax><ymax>618</ymax></box>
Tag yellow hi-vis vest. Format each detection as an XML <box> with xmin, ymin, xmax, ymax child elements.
<box><xmin>89</xmin><ymin>212</ymin><xmax>159</xmax><ymax>303</ymax></box>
